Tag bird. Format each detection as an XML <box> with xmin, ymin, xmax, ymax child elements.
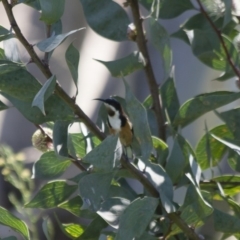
<box><xmin>95</xmin><ymin>97</ymin><xmax>133</xmax><ymax>147</ymax></box>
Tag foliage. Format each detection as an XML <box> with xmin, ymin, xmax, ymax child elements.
<box><xmin>0</xmin><ymin>0</ymin><xmax>240</xmax><ymax>239</ymax></box>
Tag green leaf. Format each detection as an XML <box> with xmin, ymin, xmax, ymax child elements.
<box><xmin>42</xmin><ymin>217</ymin><xmax>54</xmax><ymax>240</ymax></box>
<box><xmin>77</xmin><ymin>216</ymin><xmax>108</xmax><ymax>240</ymax></box>
<box><xmin>39</xmin><ymin>0</ymin><xmax>65</xmax><ymax>24</ymax></box>
<box><xmin>0</xmin><ymin>99</ymin><xmax>8</xmax><ymax>111</ymax></box>
<box><xmin>160</xmin><ymin>68</ymin><xmax>180</xmax><ymax>123</ymax></box>
<box><xmin>0</xmin><ymin>48</ymin><xmax>6</xmax><ymax>59</ymax></box>
<box><xmin>179</xmin><ymin>184</ymin><xmax>212</xmax><ymax>227</ymax></box>
<box><xmin>159</xmin><ymin>0</ymin><xmax>194</xmax><ymax>19</ymax></box>
<box><xmin>65</xmin><ymin>43</ymin><xmax>79</xmax><ymax>90</ymax></box>
<box><xmin>0</xmin><ymin>67</ymin><xmax>74</xmax><ymax>123</ymax></box>
<box><xmin>80</xmin><ymin>0</ymin><xmax>130</xmax><ymax>41</ymax></box>
<box><xmin>32</xmin><ymin>151</ymin><xmax>71</xmax><ymax>180</ymax></box>
<box><xmin>19</xmin><ymin>0</ymin><xmax>41</xmax><ymax>10</ymax></box>
<box><xmin>143</xmin><ymin>162</ymin><xmax>175</xmax><ymax>213</ymax></box>
<box><xmin>0</xmin><ymin>68</ymin><xmax>41</xmax><ymax>101</ymax></box>
<box><xmin>217</xmin><ymin>107</ymin><xmax>240</xmax><ymax>139</ymax></box>
<box><xmin>58</xmin><ymin>196</ymin><xmax>83</xmax><ymax>217</ymax></box>
<box><xmin>68</xmin><ymin>133</ymin><xmax>86</xmax><ymax>158</ymax></box>
<box><xmin>36</xmin><ymin>28</ymin><xmax>85</xmax><ymax>52</ymax></box>
<box><xmin>222</xmin><ymin>0</ymin><xmax>232</xmax><ymax>28</ymax></box>
<box><xmin>0</xmin><ymin>207</ymin><xmax>30</xmax><ymax>240</ymax></box>
<box><xmin>214</xmin><ymin>70</ymin><xmax>235</xmax><ymax>81</ymax></box>
<box><xmin>195</xmin><ymin>125</ymin><xmax>233</xmax><ymax>170</ymax></box>
<box><xmin>83</xmin><ymin>135</ymin><xmax>120</xmax><ymax>171</ymax></box>
<box><xmin>152</xmin><ymin>136</ymin><xmax>168</xmax><ymax>165</ymax></box>
<box><xmin>0</xmin><ymin>26</ymin><xmax>15</xmax><ymax>42</ymax></box>
<box><xmin>0</xmin><ymin>61</ymin><xmax>25</xmax><ymax>75</ymax></box>
<box><xmin>95</xmin><ymin>51</ymin><xmax>145</xmax><ymax>77</ymax></box>
<box><xmin>79</xmin><ymin>172</ymin><xmax>113</xmax><ymax>211</ymax></box>
<box><xmin>108</xmin><ymin>185</ymin><xmax>136</xmax><ymax>201</ymax></box>
<box><xmin>124</xmin><ymin>79</ymin><xmax>152</xmax><ymax>162</ymax></box>
<box><xmin>53</xmin><ymin>120</ymin><xmax>70</xmax><ymax>157</ymax></box>
<box><xmin>201</xmin><ymin>175</ymin><xmax>240</xmax><ymax>198</ymax></box>
<box><xmin>115</xmin><ymin>197</ymin><xmax>159</xmax><ymax>240</ymax></box>
<box><xmin>2</xmin><ymin>93</ymin><xmax>75</xmax><ymax>124</ymax></box>
<box><xmin>32</xmin><ymin>75</ymin><xmax>56</xmax><ymax>115</ymax></box>
<box><xmin>166</xmin><ymin>139</ymin><xmax>186</xmax><ymax>184</ymax></box>
<box><xmin>214</xmin><ymin>209</ymin><xmax>240</xmax><ymax>233</ymax></box>
<box><xmin>228</xmin><ymin>150</ymin><xmax>240</xmax><ymax>172</ymax></box>
<box><xmin>25</xmin><ymin>180</ymin><xmax>77</xmax><ymax>208</ymax></box>
<box><xmin>171</xmin><ymin>28</ymin><xmax>190</xmax><ymax>45</ymax></box>
<box><xmin>97</xmin><ymin>198</ymin><xmax>130</xmax><ymax>228</ymax></box>
<box><xmin>149</xmin><ymin>18</ymin><xmax>172</xmax><ymax>79</ymax></box>
<box><xmin>173</xmin><ymin>91</ymin><xmax>240</xmax><ymax>127</ymax></box>
<box><xmin>1</xmin><ymin>237</ymin><xmax>18</xmax><ymax>240</ymax></box>
<box><xmin>62</xmin><ymin>223</ymin><xmax>84</xmax><ymax>239</ymax></box>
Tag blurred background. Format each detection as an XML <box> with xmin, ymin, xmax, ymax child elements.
<box><xmin>0</xmin><ymin>0</ymin><xmax>238</xmax><ymax>239</ymax></box>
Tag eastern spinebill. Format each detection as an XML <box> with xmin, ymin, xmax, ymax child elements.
<box><xmin>95</xmin><ymin>97</ymin><xmax>133</xmax><ymax>147</ymax></box>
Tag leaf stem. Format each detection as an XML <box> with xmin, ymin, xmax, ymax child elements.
<box><xmin>1</xmin><ymin>0</ymin><xmax>105</xmax><ymax>141</ymax></box>
<box><xmin>196</xmin><ymin>0</ymin><xmax>240</xmax><ymax>81</ymax></box>
<box><xmin>129</xmin><ymin>0</ymin><xmax>166</xmax><ymax>141</ymax></box>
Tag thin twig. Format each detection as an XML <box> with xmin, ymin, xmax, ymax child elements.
<box><xmin>196</xmin><ymin>0</ymin><xmax>240</xmax><ymax>81</ymax></box>
<box><xmin>43</xmin><ymin>24</ymin><xmax>51</xmax><ymax>64</ymax></box>
<box><xmin>1</xmin><ymin>0</ymin><xmax>105</xmax><ymax>141</ymax></box>
<box><xmin>129</xmin><ymin>0</ymin><xmax>166</xmax><ymax>141</ymax></box>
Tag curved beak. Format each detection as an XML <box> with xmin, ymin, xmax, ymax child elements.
<box><xmin>93</xmin><ymin>98</ymin><xmax>106</xmax><ymax>103</ymax></box>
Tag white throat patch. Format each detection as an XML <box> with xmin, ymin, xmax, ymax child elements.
<box><xmin>107</xmin><ymin>105</ymin><xmax>121</xmax><ymax>131</ymax></box>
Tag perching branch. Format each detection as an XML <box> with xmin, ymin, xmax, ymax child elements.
<box><xmin>128</xmin><ymin>0</ymin><xmax>166</xmax><ymax>141</ymax></box>
<box><xmin>196</xmin><ymin>0</ymin><xmax>240</xmax><ymax>81</ymax></box>
<box><xmin>1</xmin><ymin>0</ymin><xmax>105</xmax><ymax>142</ymax></box>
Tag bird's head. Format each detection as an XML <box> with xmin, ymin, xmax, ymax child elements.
<box><xmin>94</xmin><ymin>97</ymin><xmax>122</xmax><ymax>117</ymax></box>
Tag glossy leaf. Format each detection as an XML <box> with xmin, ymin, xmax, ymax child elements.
<box><xmin>25</xmin><ymin>180</ymin><xmax>77</xmax><ymax>208</ymax></box>
<box><xmin>65</xmin><ymin>43</ymin><xmax>79</xmax><ymax>90</ymax></box>
<box><xmin>62</xmin><ymin>223</ymin><xmax>84</xmax><ymax>239</ymax></box>
<box><xmin>95</xmin><ymin>51</ymin><xmax>145</xmax><ymax>77</ymax></box>
<box><xmin>195</xmin><ymin>125</ymin><xmax>233</xmax><ymax>170</ymax></box>
<box><xmin>201</xmin><ymin>175</ymin><xmax>240</xmax><ymax>198</ymax></box>
<box><xmin>79</xmin><ymin>172</ymin><xmax>113</xmax><ymax>211</ymax></box>
<box><xmin>83</xmin><ymin>135</ymin><xmax>120</xmax><ymax>171</ymax></box>
<box><xmin>214</xmin><ymin>209</ymin><xmax>240</xmax><ymax>233</ymax></box>
<box><xmin>0</xmin><ymin>67</ymin><xmax>74</xmax><ymax>123</ymax></box>
<box><xmin>19</xmin><ymin>0</ymin><xmax>41</xmax><ymax>10</ymax></box>
<box><xmin>0</xmin><ymin>207</ymin><xmax>30</xmax><ymax>240</ymax></box>
<box><xmin>228</xmin><ymin>150</ymin><xmax>240</xmax><ymax>172</ymax></box>
<box><xmin>58</xmin><ymin>196</ymin><xmax>83</xmax><ymax>217</ymax></box>
<box><xmin>97</xmin><ymin>198</ymin><xmax>130</xmax><ymax>228</ymax></box>
<box><xmin>42</xmin><ymin>217</ymin><xmax>54</xmax><ymax>240</ymax></box>
<box><xmin>32</xmin><ymin>75</ymin><xmax>56</xmax><ymax>115</ymax></box>
<box><xmin>0</xmin><ymin>26</ymin><xmax>15</xmax><ymax>42</ymax></box>
<box><xmin>36</xmin><ymin>28</ymin><xmax>85</xmax><ymax>52</ymax></box>
<box><xmin>217</xmin><ymin>107</ymin><xmax>240</xmax><ymax>139</ymax></box>
<box><xmin>171</xmin><ymin>28</ymin><xmax>190</xmax><ymax>45</ymax></box>
<box><xmin>170</xmin><ymin>182</ymin><xmax>212</xmax><ymax>235</ymax></box>
<box><xmin>80</xmin><ymin>0</ymin><xmax>130</xmax><ymax>41</ymax></box>
<box><xmin>149</xmin><ymin>18</ymin><xmax>172</xmax><ymax>79</ymax></box>
<box><xmin>124</xmin><ymin>79</ymin><xmax>152</xmax><ymax>162</ymax></box>
<box><xmin>152</xmin><ymin>136</ymin><xmax>168</xmax><ymax>165</ymax></box>
<box><xmin>0</xmin><ymin>100</ymin><xmax>8</xmax><ymax>111</ymax></box>
<box><xmin>32</xmin><ymin>151</ymin><xmax>71</xmax><ymax>180</ymax></box>
<box><xmin>159</xmin><ymin>0</ymin><xmax>194</xmax><ymax>19</ymax></box>
<box><xmin>160</xmin><ymin>68</ymin><xmax>180</xmax><ymax>123</ymax></box>
<box><xmin>2</xmin><ymin>93</ymin><xmax>75</xmax><ymax>124</ymax></box>
<box><xmin>115</xmin><ymin>197</ymin><xmax>159</xmax><ymax>240</ymax></box>
<box><xmin>138</xmin><ymin>160</ymin><xmax>174</xmax><ymax>213</ymax></box>
<box><xmin>39</xmin><ymin>0</ymin><xmax>65</xmax><ymax>24</ymax></box>
<box><xmin>77</xmin><ymin>216</ymin><xmax>108</xmax><ymax>240</ymax></box>
<box><xmin>173</xmin><ymin>91</ymin><xmax>240</xmax><ymax>127</ymax></box>
<box><xmin>68</xmin><ymin>133</ymin><xmax>86</xmax><ymax>158</ymax></box>
<box><xmin>53</xmin><ymin>120</ymin><xmax>70</xmax><ymax>157</ymax></box>
<box><xmin>166</xmin><ymin>139</ymin><xmax>186</xmax><ymax>183</ymax></box>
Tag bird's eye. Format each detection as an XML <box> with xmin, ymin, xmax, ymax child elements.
<box><xmin>107</xmin><ymin>108</ymin><xmax>115</xmax><ymax>116</ymax></box>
